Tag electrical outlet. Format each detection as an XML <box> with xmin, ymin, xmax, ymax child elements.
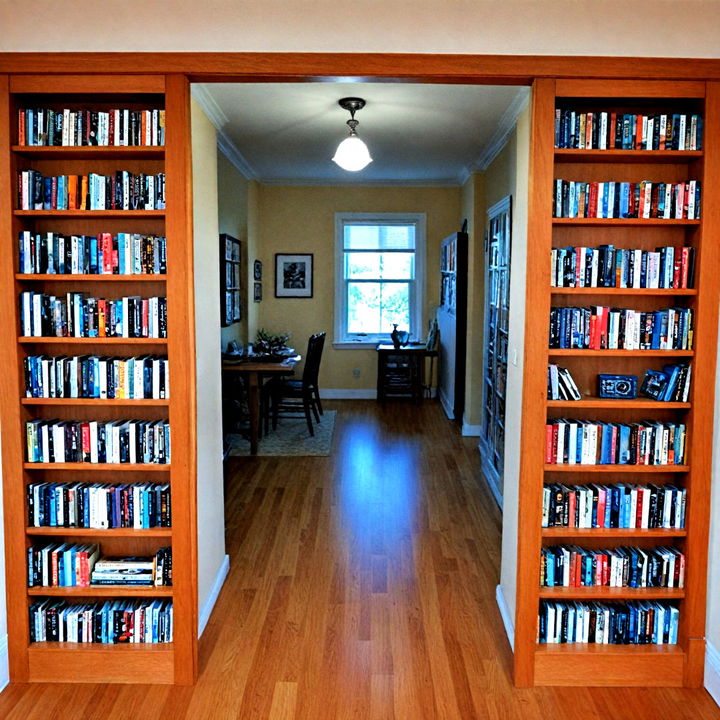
<box><xmin>352</xmin><ymin>368</ymin><xmax>361</xmax><ymax>378</ymax></box>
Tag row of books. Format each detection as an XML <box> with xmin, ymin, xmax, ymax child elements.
<box><xmin>29</xmin><ymin>599</ymin><xmax>173</xmax><ymax>644</ymax></box>
<box><xmin>24</xmin><ymin>354</ymin><xmax>169</xmax><ymax>400</ymax></box>
<box><xmin>20</xmin><ymin>292</ymin><xmax>168</xmax><ymax>338</ymax></box>
<box><xmin>27</xmin><ymin>545</ymin><xmax>171</xmax><ymax>588</ymax></box>
<box><xmin>540</xmin><ymin>545</ymin><xmax>684</xmax><ymax>588</ymax></box>
<box><xmin>539</xmin><ymin>601</ymin><xmax>679</xmax><ymax>645</ymax></box>
<box><xmin>26</xmin><ymin>418</ymin><xmax>171</xmax><ymax>465</ymax></box>
<box><xmin>542</xmin><ymin>483</ymin><xmax>686</xmax><ymax>530</ymax></box>
<box><xmin>547</xmin><ymin>364</ymin><xmax>582</xmax><ymax>401</ymax></box>
<box><xmin>18</xmin><ymin>170</ymin><xmax>166</xmax><ymax>211</ymax></box>
<box><xmin>548</xmin><ymin>306</ymin><xmax>694</xmax><ymax>351</ymax></box>
<box><xmin>18</xmin><ymin>107</ymin><xmax>165</xmax><ymax>147</ymax></box>
<box><xmin>27</xmin><ymin>482</ymin><xmax>171</xmax><ymax>529</ymax></box>
<box><xmin>555</xmin><ymin>109</ymin><xmax>703</xmax><ymax>151</ymax></box>
<box><xmin>545</xmin><ymin>420</ymin><xmax>687</xmax><ymax>466</ymax></box>
<box><xmin>18</xmin><ymin>231</ymin><xmax>167</xmax><ymax>275</ymax></box>
<box><xmin>550</xmin><ymin>245</ymin><xmax>695</xmax><ymax>289</ymax></box>
<box><xmin>91</xmin><ymin>549</ymin><xmax>171</xmax><ymax>586</ymax></box>
<box><xmin>553</xmin><ymin>180</ymin><xmax>700</xmax><ymax>220</ymax></box>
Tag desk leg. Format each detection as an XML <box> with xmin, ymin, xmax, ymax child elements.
<box><xmin>247</xmin><ymin>371</ymin><xmax>260</xmax><ymax>455</ymax></box>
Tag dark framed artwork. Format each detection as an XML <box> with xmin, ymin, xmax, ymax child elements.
<box><xmin>220</xmin><ymin>233</ymin><xmax>241</xmax><ymax>326</ymax></box>
<box><xmin>275</xmin><ymin>253</ymin><xmax>313</xmax><ymax>298</ymax></box>
<box><xmin>253</xmin><ymin>259</ymin><xmax>262</xmax><ymax>281</ymax></box>
<box><xmin>254</xmin><ymin>282</ymin><xmax>262</xmax><ymax>302</ymax></box>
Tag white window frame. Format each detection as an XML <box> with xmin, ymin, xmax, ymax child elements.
<box><xmin>334</xmin><ymin>212</ymin><xmax>426</xmax><ymax>348</ymax></box>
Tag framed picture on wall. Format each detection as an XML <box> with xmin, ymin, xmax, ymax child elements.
<box><xmin>275</xmin><ymin>253</ymin><xmax>313</xmax><ymax>298</ymax></box>
<box><xmin>254</xmin><ymin>282</ymin><xmax>262</xmax><ymax>302</ymax></box>
<box><xmin>253</xmin><ymin>260</ymin><xmax>262</xmax><ymax>281</ymax></box>
<box><xmin>220</xmin><ymin>233</ymin><xmax>241</xmax><ymax>327</ymax></box>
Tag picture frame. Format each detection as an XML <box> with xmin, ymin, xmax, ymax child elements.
<box><xmin>220</xmin><ymin>233</ymin><xmax>241</xmax><ymax>326</ymax></box>
<box><xmin>254</xmin><ymin>282</ymin><xmax>262</xmax><ymax>302</ymax></box>
<box><xmin>275</xmin><ymin>253</ymin><xmax>313</xmax><ymax>298</ymax></box>
<box><xmin>253</xmin><ymin>259</ymin><xmax>262</xmax><ymax>281</ymax></box>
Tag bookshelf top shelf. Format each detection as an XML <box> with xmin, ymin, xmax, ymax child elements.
<box><xmin>545</xmin><ymin>464</ymin><xmax>689</xmax><ymax>473</ymax></box>
<box><xmin>538</xmin><ymin>586</ymin><xmax>685</xmax><ymax>600</ymax></box>
<box><xmin>546</xmin><ymin>398</ymin><xmax>690</xmax><ymax>409</ymax></box>
<box><xmin>27</xmin><ymin>586</ymin><xmax>173</xmax><ymax>597</ymax></box>
<box><xmin>548</xmin><ymin>349</ymin><xmax>694</xmax><ymax>357</ymax></box>
<box><xmin>16</xmin><ymin>274</ymin><xmax>167</xmax><ymax>283</ymax></box>
<box><xmin>554</xmin><ymin>149</ymin><xmax>703</xmax><ymax>164</ymax></box>
<box><xmin>552</xmin><ymin>218</ymin><xmax>700</xmax><ymax>226</ymax></box>
<box><xmin>21</xmin><ymin>398</ymin><xmax>169</xmax><ymax>407</ymax></box>
<box><xmin>23</xmin><ymin>462</ymin><xmax>170</xmax><ymax>472</ymax></box>
<box><xmin>26</xmin><ymin>527</ymin><xmax>172</xmax><ymax>537</ymax></box>
<box><xmin>542</xmin><ymin>527</ymin><xmax>687</xmax><ymax>538</ymax></box>
<box><xmin>12</xmin><ymin>145</ymin><xmax>164</xmax><ymax>159</ymax></box>
<box><xmin>550</xmin><ymin>287</ymin><xmax>696</xmax><ymax>296</ymax></box>
<box><xmin>14</xmin><ymin>210</ymin><xmax>165</xmax><ymax>219</ymax></box>
<box><xmin>18</xmin><ymin>337</ymin><xmax>168</xmax><ymax>346</ymax></box>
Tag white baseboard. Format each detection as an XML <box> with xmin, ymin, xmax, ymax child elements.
<box><xmin>496</xmin><ymin>584</ymin><xmax>514</xmax><ymax>651</ymax></box>
<box><xmin>706</xmin><ymin>640</ymin><xmax>720</xmax><ymax>708</ymax></box>
<box><xmin>198</xmin><ymin>554</ymin><xmax>230</xmax><ymax>638</ymax></box>
<box><xmin>439</xmin><ymin>390</ymin><xmax>454</xmax><ymax>420</ymax></box>
<box><xmin>0</xmin><ymin>635</ymin><xmax>7</xmax><ymax>693</ymax></box>
<box><xmin>320</xmin><ymin>389</ymin><xmax>377</xmax><ymax>400</ymax></box>
<box><xmin>462</xmin><ymin>422</ymin><xmax>481</xmax><ymax>437</ymax></box>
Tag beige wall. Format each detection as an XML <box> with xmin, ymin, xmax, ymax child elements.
<box><xmin>217</xmin><ymin>152</ymin><xmax>250</xmax><ymax>348</ymax></box>
<box><xmin>255</xmin><ymin>185</ymin><xmax>460</xmax><ymax>391</ymax></box>
<box><xmin>191</xmin><ymin>99</ymin><xmax>227</xmax><ymax>626</ymax></box>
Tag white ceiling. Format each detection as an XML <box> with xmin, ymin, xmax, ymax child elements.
<box><xmin>193</xmin><ymin>82</ymin><xmax>529</xmax><ymax>185</ymax></box>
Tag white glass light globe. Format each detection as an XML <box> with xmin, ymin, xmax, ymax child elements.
<box><xmin>332</xmin><ymin>135</ymin><xmax>373</xmax><ymax>172</ymax></box>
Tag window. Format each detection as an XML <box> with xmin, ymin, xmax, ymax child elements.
<box><xmin>334</xmin><ymin>213</ymin><xmax>426</xmax><ymax>346</ymax></box>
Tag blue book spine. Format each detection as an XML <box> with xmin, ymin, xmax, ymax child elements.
<box><xmin>89</xmin><ymin>235</ymin><xmax>98</xmax><ymax>274</ymax></box>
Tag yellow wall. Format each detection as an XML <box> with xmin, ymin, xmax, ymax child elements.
<box><xmin>256</xmin><ymin>185</ymin><xmax>461</xmax><ymax>391</ymax></box>
<box><xmin>217</xmin><ymin>153</ymin><xmax>250</xmax><ymax>348</ymax></box>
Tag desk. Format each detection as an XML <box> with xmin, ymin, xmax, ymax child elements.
<box><xmin>222</xmin><ymin>355</ymin><xmax>299</xmax><ymax>454</ymax></box>
<box><xmin>376</xmin><ymin>344</ymin><xmax>437</xmax><ymax>403</ymax></box>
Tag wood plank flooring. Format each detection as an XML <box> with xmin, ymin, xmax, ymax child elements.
<box><xmin>0</xmin><ymin>400</ymin><xmax>719</xmax><ymax>718</ymax></box>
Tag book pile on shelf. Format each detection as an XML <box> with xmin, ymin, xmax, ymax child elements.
<box><xmin>545</xmin><ymin>419</ymin><xmax>686</xmax><ymax>466</ymax></box>
<box><xmin>91</xmin><ymin>548</ymin><xmax>171</xmax><ymax>586</ymax></box>
<box><xmin>540</xmin><ymin>545</ymin><xmax>684</xmax><ymax>588</ymax></box>
<box><xmin>20</xmin><ymin>292</ymin><xmax>168</xmax><ymax>338</ymax></box>
<box><xmin>549</xmin><ymin>305</ymin><xmax>694</xmax><ymax>350</ymax></box>
<box><xmin>27</xmin><ymin>542</ymin><xmax>99</xmax><ymax>586</ymax></box>
<box><xmin>553</xmin><ymin>179</ymin><xmax>700</xmax><ymax>220</ymax></box>
<box><xmin>551</xmin><ymin>245</ymin><xmax>695</xmax><ymax>289</ymax></box>
<box><xmin>18</xmin><ymin>107</ymin><xmax>166</xmax><ymax>147</ymax></box>
<box><xmin>640</xmin><ymin>364</ymin><xmax>691</xmax><ymax>402</ymax></box>
<box><xmin>19</xmin><ymin>231</ymin><xmax>167</xmax><ymax>275</ymax></box>
<box><xmin>29</xmin><ymin>598</ymin><xmax>173</xmax><ymax>644</ymax></box>
<box><xmin>542</xmin><ymin>483</ymin><xmax>686</xmax><ymax>530</ymax></box>
<box><xmin>547</xmin><ymin>364</ymin><xmax>582</xmax><ymax>400</ymax></box>
<box><xmin>555</xmin><ymin>109</ymin><xmax>703</xmax><ymax>151</ymax></box>
<box><xmin>538</xmin><ymin>600</ymin><xmax>679</xmax><ymax>645</ymax></box>
<box><xmin>18</xmin><ymin>170</ymin><xmax>166</xmax><ymax>210</ymax></box>
<box><xmin>25</xmin><ymin>418</ymin><xmax>171</xmax><ymax>464</ymax></box>
<box><xmin>24</xmin><ymin>355</ymin><xmax>169</xmax><ymax>399</ymax></box>
<box><xmin>27</xmin><ymin>482</ymin><xmax>171</xmax><ymax>529</ymax></box>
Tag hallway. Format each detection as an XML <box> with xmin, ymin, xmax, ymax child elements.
<box><xmin>0</xmin><ymin>401</ymin><xmax>718</xmax><ymax>718</ymax></box>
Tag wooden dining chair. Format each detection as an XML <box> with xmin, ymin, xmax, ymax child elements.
<box><xmin>269</xmin><ymin>332</ymin><xmax>326</xmax><ymax>436</ymax></box>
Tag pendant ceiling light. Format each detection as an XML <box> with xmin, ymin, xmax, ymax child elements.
<box><xmin>332</xmin><ymin>97</ymin><xmax>373</xmax><ymax>172</ymax></box>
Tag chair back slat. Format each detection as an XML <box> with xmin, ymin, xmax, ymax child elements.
<box><xmin>302</xmin><ymin>332</ymin><xmax>326</xmax><ymax>388</ymax></box>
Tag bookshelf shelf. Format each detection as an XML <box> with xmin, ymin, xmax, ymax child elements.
<box><xmin>542</xmin><ymin>527</ymin><xmax>687</xmax><ymax>538</ymax></box>
<box><xmin>27</xmin><ymin>586</ymin><xmax>173</xmax><ymax>597</ymax></box>
<box><xmin>515</xmin><ymin>78</ymin><xmax>718</xmax><ymax>688</ymax></box>
<box><xmin>538</xmin><ymin>587</ymin><xmax>685</xmax><ymax>600</ymax></box>
<box><xmin>544</xmin><ymin>464</ymin><xmax>689</xmax><ymax>473</ymax></box>
<box><xmin>548</xmin><ymin>349</ymin><xmax>694</xmax><ymax>357</ymax></box>
<box><xmin>26</xmin><ymin>527</ymin><xmax>172</xmax><ymax>538</ymax></box>
<box><xmin>554</xmin><ymin>149</ymin><xmax>703</xmax><ymax>164</ymax></box>
<box><xmin>16</xmin><ymin>274</ymin><xmax>167</xmax><ymax>282</ymax></box>
<box><xmin>21</xmin><ymin>398</ymin><xmax>170</xmax><ymax>407</ymax></box>
<box><xmin>550</xmin><ymin>287</ymin><xmax>697</xmax><ymax>296</ymax></box>
<box><xmin>23</xmin><ymin>462</ymin><xmax>171</xmax><ymax>472</ymax></box>
<box><xmin>19</xmin><ymin>337</ymin><xmax>168</xmax><ymax>345</ymax></box>
<box><xmin>14</xmin><ymin>210</ymin><xmax>165</xmax><ymax>218</ymax></box>
<box><xmin>12</xmin><ymin>145</ymin><xmax>165</xmax><ymax>159</ymax></box>
<box><xmin>552</xmin><ymin>218</ymin><xmax>700</xmax><ymax>226</ymax></box>
<box><xmin>546</xmin><ymin>398</ymin><xmax>690</xmax><ymax>409</ymax></box>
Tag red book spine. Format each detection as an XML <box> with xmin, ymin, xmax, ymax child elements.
<box><xmin>101</xmin><ymin>233</ymin><xmax>113</xmax><ymax>274</ymax></box>
<box><xmin>545</xmin><ymin>425</ymin><xmax>553</xmax><ymax>463</ymax></box>
<box><xmin>552</xmin><ymin>425</ymin><xmax>559</xmax><ymax>464</ymax></box>
<box><xmin>680</xmin><ymin>247</ymin><xmax>690</xmax><ymax>289</ymax></box>
<box><xmin>674</xmin><ymin>249</ymin><xmax>684</xmax><ymax>288</ymax></box>
<box><xmin>609</xmin><ymin>112</ymin><xmax>617</xmax><ymax>149</ymax></box>
<box><xmin>588</xmin><ymin>183</ymin><xmax>598</xmax><ymax>218</ymax></box>
<box><xmin>142</xmin><ymin>299</ymin><xmax>149</xmax><ymax>337</ymax></box>
<box><xmin>18</xmin><ymin>109</ymin><xmax>26</xmax><ymax>145</ymax></box>
<box><xmin>597</xmin><ymin>488</ymin><xmax>606</xmax><ymax>527</ymax></box>
<box><xmin>635</xmin><ymin>114</ymin><xmax>644</xmax><ymax>150</ymax></box>
<box><xmin>568</xmin><ymin>491</ymin><xmax>577</xmax><ymax>528</ymax></box>
<box><xmin>51</xmin><ymin>550</ymin><xmax>59</xmax><ymax>587</ymax></box>
<box><xmin>81</xmin><ymin>422</ymin><xmax>91</xmax><ymax>461</ymax></box>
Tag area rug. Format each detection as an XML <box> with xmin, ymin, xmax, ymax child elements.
<box><xmin>228</xmin><ymin>410</ymin><xmax>336</xmax><ymax>457</ymax></box>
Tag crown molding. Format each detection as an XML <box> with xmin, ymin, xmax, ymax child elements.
<box><xmin>258</xmin><ymin>177</ymin><xmax>461</xmax><ymax>188</ymax></box>
<box><xmin>469</xmin><ymin>86</ymin><xmax>531</xmax><ymax>174</ymax></box>
<box><xmin>192</xmin><ymin>84</ymin><xmax>257</xmax><ymax>180</ymax></box>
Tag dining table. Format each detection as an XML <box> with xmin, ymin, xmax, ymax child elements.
<box><xmin>222</xmin><ymin>353</ymin><xmax>300</xmax><ymax>455</ymax></box>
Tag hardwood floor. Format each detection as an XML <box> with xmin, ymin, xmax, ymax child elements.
<box><xmin>1</xmin><ymin>400</ymin><xmax>719</xmax><ymax>718</ymax></box>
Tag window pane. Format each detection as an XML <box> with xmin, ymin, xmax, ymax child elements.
<box><xmin>344</xmin><ymin>224</ymin><xmax>415</xmax><ymax>250</ymax></box>
<box><xmin>347</xmin><ymin>281</ymin><xmax>410</xmax><ymax>335</ymax></box>
<box><xmin>346</xmin><ymin>252</ymin><xmax>414</xmax><ymax>280</ymax></box>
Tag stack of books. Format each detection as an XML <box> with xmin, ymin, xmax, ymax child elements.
<box><xmin>547</xmin><ymin>364</ymin><xmax>581</xmax><ymax>400</ymax></box>
<box><xmin>91</xmin><ymin>548</ymin><xmax>171</xmax><ymax>586</ymax></box>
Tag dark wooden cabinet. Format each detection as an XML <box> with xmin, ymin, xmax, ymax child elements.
<box><xmin>376</xmin><ymin>344</ymin><xmax>436</xmax><ymax>403</ymax></box>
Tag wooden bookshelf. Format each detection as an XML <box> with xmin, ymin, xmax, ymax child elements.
<box><xmin>515</xmin><ymin>78</ymin><xmax>720</xmax><ymax>688</ymax></box>
<box><xmin>0</xmin><ymin>75</ymin><xmax>197</xmax><ymax>684</ymax></box>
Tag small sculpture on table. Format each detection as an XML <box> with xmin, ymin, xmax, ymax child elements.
<box><xmin>390</xmin><ymin>324</ymin><xmax>410</xmax><ymax>349</ymax></box>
